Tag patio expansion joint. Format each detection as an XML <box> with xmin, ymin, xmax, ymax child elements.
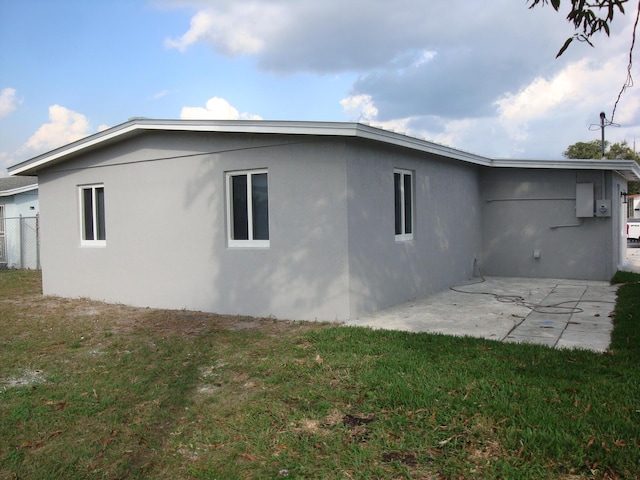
<box><xmin>501</xmin><ymin>284</ymin><xmax>587</xmax><ymax>347</ymax></box>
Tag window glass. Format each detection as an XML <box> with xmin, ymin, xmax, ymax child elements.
<box><xmin>231</xmin><ymin>175</ymin><xmax>249</xmax><ymax>240</ymax></box>
<box><xmin>96</xmin><ymin>187</ymin><xmax>106</xmax><ymax>241</ymax></box>
<box><xmin>404</xmin><ymin>174</ymin><xmax>412</xmax><ymax>234</ymax></box>
<box><xmin>394</xmin><ymin>173</ymin><xmax>402</xmax><ymax>235</ymax></box>
<box><xmin>251</xmin><ymin>173</ymin><xmax>269</xmax><ymax>240</ymax></box>
<box><xmin>394</xmin><ymin>169</ymin><xmax>413</xmax><ymax>240</ymax></box>
<box><xmin>83</xmin><ymin>187</ymin><xmax>95</xmax><ymax>240</ymax></box>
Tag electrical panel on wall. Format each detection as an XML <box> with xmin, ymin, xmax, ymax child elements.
<box><xmin>576</xmin><ymin>183</ymin><xmax>594</xmax><ymax>218</ymax></box>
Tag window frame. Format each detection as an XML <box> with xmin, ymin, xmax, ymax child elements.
<box><xmin>79</xmin><ymin>184</ymin><xmax>106</xmax><ymax>247</ymax></box>
<box><xmin>225</xmin><ymin>169</ymin><xmax>270</xmax><ymax>248</ymax></box>
<box><xmin>394</xmin><ymin>169</ymin><xmax>414</xmax><ymax>241</ymax></box>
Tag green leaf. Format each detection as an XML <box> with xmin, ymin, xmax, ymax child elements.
<box><xmin>556</xmin><ymin>37</ymin><xmax>574</xmax><ymax>57</ymax></box>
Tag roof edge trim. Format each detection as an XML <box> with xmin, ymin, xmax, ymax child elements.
<box><xmin>492</xmin><ymin>158</ymin><xmax>640</xmax><ymax>181</ymax></box>
<box><xmin>8</xmin><ymin>119</ymin><xmax>492</xmax><ymax>175</ymax></box>
<box><xmin>0</xmin><ymin>183</ymin><xmax>38</xmax><ymax>196</ymax></box>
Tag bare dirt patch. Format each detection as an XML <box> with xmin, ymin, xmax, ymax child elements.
<box><xmin>0</xmin><ymin>368</ymin><xmax>46</xmax><ymax>392</ymax></box>
<box><xmin>2</xmin><ymin>290</ymin><xmax>321</xmax><ymax>340</ymax></box>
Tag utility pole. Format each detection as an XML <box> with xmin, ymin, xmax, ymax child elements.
<box><xmin>592</xmin><ymin>111</ymin><xmax>619</xmax><ymax>158</ymax></box>
<box><xmin>600</xmin><ymin>112</ymin><xmax>606</xmax><ymax>158</ymax></box>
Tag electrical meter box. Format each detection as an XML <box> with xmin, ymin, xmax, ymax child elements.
<box><xmin>576</xmin><ymin>183</ymin><xmax>594</xmax><ymax>217</ymax></box>
<box><xmin>595</xmin><ymin>199</ymin><xmax>611</xmax><ymax>217</ymax></box>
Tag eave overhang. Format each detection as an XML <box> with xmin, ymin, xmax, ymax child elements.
<box><xmin>0</xmin><ymin>184</ymin><xmax>38</xmax><ymax>197</ymax></box>
<box><xmin>493</xmin><ymin>158</ymin><xmax>640</xmax><ymax>182</ymax></box>
<box><xmin>7</xmin><ymin>118</ymin><xmax>640</xmax><ymax>181</ymax></box>
<box><xmin>7</xmin><ymin>119</ymin><xmax>492</xmax><ymax>176</ymax></box>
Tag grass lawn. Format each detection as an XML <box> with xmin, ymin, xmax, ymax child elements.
<box><xmin>0</xmin><ymin>270</ymin><xmax>639</xmax><ymax>479</ymax></box>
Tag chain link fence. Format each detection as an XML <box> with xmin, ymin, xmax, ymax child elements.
<box><xmin>0</xmin><ymin>215</ymin><xmax>40</xmax><ymax>270</ymax></box>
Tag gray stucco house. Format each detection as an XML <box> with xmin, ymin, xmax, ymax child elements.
<box><xmin>8</xmin><ymin>119</ymin><xmax>640</xmax><ymax>320</ymax></box>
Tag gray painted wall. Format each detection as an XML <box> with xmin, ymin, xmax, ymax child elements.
<box><xmin>345</xmin><ymin>139</ymin><xmax>482</xmax><ymax>317</ymax></box>
<box><xmin>479</xmin><ymin>168</ymin><xmax>626</xmax><ymax>281</ymax></box>
<box><xmin>38</xmin><ymin>131</ymin><xmax>352</xmax><ymax>321</ymax></box>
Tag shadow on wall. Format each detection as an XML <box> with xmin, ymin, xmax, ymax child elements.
<box><xmin>345</xmin><ymin>145</ymin><xmax>483</xmax><ymax>317</ymax></box>
<box><xmin>182</xmin><ymin>136</ymin><xmax>351</xmax><ymax>321</ymax></box>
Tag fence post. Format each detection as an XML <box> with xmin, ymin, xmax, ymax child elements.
<box><xmin>36</xmin><ymin>214</ymin><xmax>40</xmax><ymax>270</ymax></box>
<box><xmin>19</xmin><ymin>214</ymin><xmax>24</xmax><ymax>269</ymax></box>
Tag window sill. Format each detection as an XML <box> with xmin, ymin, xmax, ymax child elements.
<box><xmin>395</xmin><ymin>234</ymin><xmax>414</xmax><ymax>242</ymax></box>
<box><xmin>80</xmin><ymin>241</ymin><xmax>106</xmax><ymax>248</ymax></box>
<box><xmin>228</xmin><ymin>240</ymin><xmax>270</xmax><ymax>248</ymax></box>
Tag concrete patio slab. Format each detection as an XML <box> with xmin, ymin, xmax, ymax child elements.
<box><xmin>343</xmin><ymin>276</ymin><xmax>617</xmax><ymax>353</ymax></box>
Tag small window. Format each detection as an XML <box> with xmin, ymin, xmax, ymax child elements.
<box><xmin>394</xmin><ymin>169</ymin><xmax>413</xmax><ymax>241</ymax></box>
<box><xmin>226</xmin><ymin>170</ymin><xmax>269</xmax><ymax>247</ymax></box>
<box><xmin>80</xmin><ymin>185</ymin><xmax>106</xmax><ymax>246</ymax></box>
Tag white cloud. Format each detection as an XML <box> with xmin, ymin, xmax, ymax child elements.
<box><xmin>496</xmin><ymin>58</ymin><xmax>614</xmax><ymax>124</ymax></box>
<box><xmin>0</xmin><ymin>105</ymin><xmax>102</xmax><ymax>173</ymax></box>
<box><xmin>340</xmin><ymin>94</ymin><xmax>378</xmax><ymax>122</ymax></box>
<box><xmin>2</xmin><ymin>105</ymin><xmax>96</xmax><ymax>172</ymax></box>
<box><xmin>165</xmin><ymin>4</ymin><xmax>284</xmax><ymax>56</ymax></box>
<box><xmin>162</xmin><ymin>0</ymin><xmax>570</xmax><ymax>75</ymax></box>
<box><xmin>0</xmin><ymin>88</ymin><xmax>19</xmax><ymax>118</ymax></box>
<box><xmin>494</xmin><ymin>54</ymin><xmax>635</xmax><ymax>150</ymax></box>
<box><xmin>22</xmin><ymin>105</ymin><xmax>92</xmax><ymax>153</ymax></box>
<box><xmin>180</xmin><ymin>96</ymin><xmax>262</xmax><ymax>120</ymax></box>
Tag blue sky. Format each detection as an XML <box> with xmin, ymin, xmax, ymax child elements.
<box><xmin>2</xmin><ymin>0</ymin><xmax>640</xmax><ymax>175</ymax></box>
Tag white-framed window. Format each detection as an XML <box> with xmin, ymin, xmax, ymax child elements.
<box><xmin>226</xmin><ymin>169</ymin><xmax>269</xmax><ymax>247</ymax></box>
<box><xmin>394</xmin><ymin>169</ymin><xmax>413</xmax><ymax>241</ymax></box>
<box><xmin>79</xmin><ymin>184</ymin><xmax>106</xmax><ymax>246</ymax></box>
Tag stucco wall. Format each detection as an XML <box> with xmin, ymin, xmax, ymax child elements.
<box><xmin>345</xmin><ymin>140</ymin><xmax>482</xmax><ymax>317</ymax></box>
<box><xmin>479</xmin><ymin>168</ymin><xmax>625</xmax><ymax>281</ymax></box>
<box><xmin>38</xmin><ymin>131</ymin><xmax>351</xmax><ymax>320</ymax></box>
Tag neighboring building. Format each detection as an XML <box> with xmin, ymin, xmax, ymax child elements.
<box><xmin>0</xmin><ymin>176</ymin><xmax>39</xmax><ymax>269</ymax></box>
<box><xmin>8</xmin><ymin>120</ymin><xmax>640</xmax><ymax>320</ymax></box>
<box><xmin>627</xmin><ymin>193</ymin><xmax>640</xmax><ymax>219</ymax></box>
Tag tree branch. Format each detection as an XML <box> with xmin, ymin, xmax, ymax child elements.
<box><xmin>611</xmin><ymin>0</ymin><xmax>640</xmax><ymax>122</ymax></box>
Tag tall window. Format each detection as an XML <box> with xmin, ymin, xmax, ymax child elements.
<box><xmin>394</xmin><ymin>169</ymin><xmax>413</xmax><ymax>241</ymax></box>
<box><xmin>80</xmin><ymin>185</ymin><xmax>106</xmax><ymax>246</ymax></box>
<box><xmin>226</xmin><ymin>170</ymin><xmax>269</xmax><ymax>247</ymax></box>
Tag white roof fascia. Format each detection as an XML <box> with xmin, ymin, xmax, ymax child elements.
<box><xmin>492</xmin><ymin>158</ymin><xmax>640</xmax><ymax>181</ymax></box>
<box><xmin>114</xmin><ymin>120</ymin><xmax>494</xmax><ymax>166</ymax></box>
<box><xmin>8</xmin><ymin>119</ymin><xmax>493</xmax><ymax>175</ymax></box>
<box><xmin>0</xmin><ymin>184</ymin><xmax>38</xmax><ymax>197</ymax></box>
<box><xmin>352</xmin><ymin>123</ymin><xmax>493</xmax><ymax>166</ymax></box>
<box><xmin>8</xmin><ymin>122</ymin><xmax>142</xmax><ymax>175</ymax></box>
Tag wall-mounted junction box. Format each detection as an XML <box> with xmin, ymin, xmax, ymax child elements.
<box><xmin>595</xmin><ymin>199</ymin><xmax>611</xmax><ymax>217</ymax></box>
<box><xmin>576</xmin><ymin>183</ymin><xmax>594</xmax><ymax>218</ymax></box>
